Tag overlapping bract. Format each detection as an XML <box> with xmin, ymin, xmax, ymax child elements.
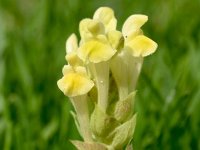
<box><xmin>57</xmin><ymin>7</ymin><xmax>158</xmax><ymax>150</ymax></box>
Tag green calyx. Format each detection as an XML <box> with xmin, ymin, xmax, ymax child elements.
<box><xmin>109</xmin><ymin>114</ymin><xmax>137</xmax><ymax>149</ymax></box>
<box><xmin>114</xmin><ymin>91</ymin><xmax>136</xmax><ymax>123</ymax></box>
<box><xmin>90</xmin><ymin>105</ymin><xmax>119</xmax><ymax>138</ymax></box>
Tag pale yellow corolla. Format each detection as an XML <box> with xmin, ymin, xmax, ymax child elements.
<box><xmin>57</xmin><ymin>65</ymin><xmax>94</xmax><ymax>97</ymax></box>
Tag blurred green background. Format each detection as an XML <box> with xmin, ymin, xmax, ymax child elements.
<box><xmin>0</xmin><ymin>0</ymin><xmax>200</xmax><ymax>149</ymax></box>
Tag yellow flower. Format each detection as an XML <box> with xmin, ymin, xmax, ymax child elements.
<box><xmin>122</xmin><ymin>14</ymin><xmax>157</xmax><ymax>57</ymax></box>
<box><xmin>78</xmin><ymin>8</ymin><xmax>118</xmax><ymax>63</ymax></box>
<box><xmin>57</xmin><ymin>65</ymin><xmax>94</xmax><ymax>97</ymax></box>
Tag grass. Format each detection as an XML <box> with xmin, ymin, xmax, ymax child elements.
<box><xmin>0</xmin><ymin>0</ymin><xmax>200</xmax><ymax>149</ymax></box>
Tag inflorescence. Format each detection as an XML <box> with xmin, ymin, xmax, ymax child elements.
<box><xmin>57</xmin><ymin>7</ymin><xmax>157</xmax><ymax>150</ymax></box>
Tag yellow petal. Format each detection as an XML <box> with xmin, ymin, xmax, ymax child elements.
<box><xmin>93</xmin><ymin>7</ymin><xmax>117</xmax><ymax>32</ymax></box>
<box><xmin>107</xmin><ymin>30</ymin><xmax>123</xmax><ymax>49</ymax></box>
<box><xmin>122</xmin><ymin>15</ymin><xmax>148</xmax><ymax>37</ymax></box>
<box><xmin>66</xmin><ymin>33</ymin><xmax>78</xmax><ymax>54</ymax></box>
<box><xmin>126</xmin><ymin>35</ymin><xmax>158</xmax><ymax>57</ymax></box>
<box><xmin>57</xmin><ymin>69</ymin><xmax>94</xmax><ymax>97</ymax></box>
<box><xmin>77</xmin><ymin>38</ymin><xmax>116</xmax><ymax>63</ymax></box>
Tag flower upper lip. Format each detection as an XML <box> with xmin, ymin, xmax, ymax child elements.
<box><xmin>122</xmin><ymin>14</ymin><xmax>148</xmax><ymax>37</ymax></box>
<box><xmin>93</xmin><ymin>7</ymin><xmax>117</xmax><ymax>33</ymax></box>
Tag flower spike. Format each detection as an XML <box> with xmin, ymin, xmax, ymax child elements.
<box><xmin>57</xmin><ymin>7</ymin><xmax>158</xmax><ymax>150</ymax></box>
